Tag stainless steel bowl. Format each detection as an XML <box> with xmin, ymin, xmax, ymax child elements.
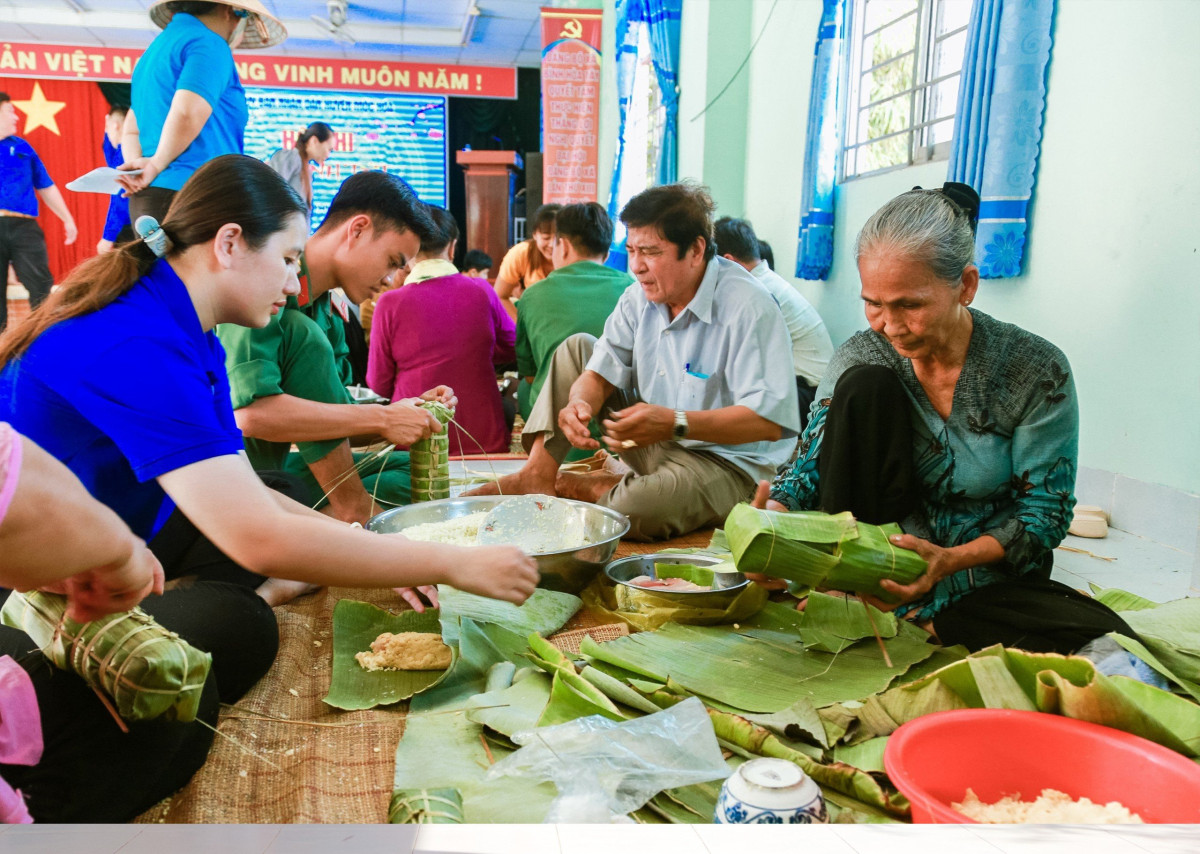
<box><xmin>368</xmin><ymin>496</ymin><xmax>630</xmax><ymax>593</ymax></box>
<box><xmin>605</xmin><ymin>553</ymin><xmax>750</xmax><ymax>610</ymax></box>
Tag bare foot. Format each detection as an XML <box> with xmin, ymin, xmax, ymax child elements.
<box><xmin>555</xmin><ymin>470</ymin><xmax>622</xmax><ymax>503</ymax></box>
<box><xmin>256</xmin><ymin>578</ymin><xmax>322</xmax><ymax>607</ymax></box>
<box><xmin>461</xmin><ymin>467</ymin><xmax>557</xmax><ymax>498</ymax></box>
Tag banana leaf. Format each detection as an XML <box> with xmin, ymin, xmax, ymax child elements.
<box><xmin>707</xmin><ymin>709</ymin><xmax>910</xmax><ymax>818</ymax></box>
<box><xmin>538</xmin><ymin>668</ymin><xmax>629</xmax><ymax>727</ymax></box>
<box><xmin>0</xmin><ymin>590</ymin><xmax>210</xmax><ymax>723</ymax></box>
<box><xmin>1089</xmin><ymin>584</ymin><xmax>1160</xmax><ymax>613</ymax></box>
<box><xmin>654</xmin><ymin>564</ymin><xmax>716</xmax><ymax>586</ymax></box>
<box><xmin>1110</xmin><ymin>632</ymin><xmax>1200</xmax><ymax>703</ymax></box>
<box><xmin>579</xmin><ymin>619</ymin><xmax>935</xmax><ymax>714</ymax></box>
<box><xmin>580</xmin><ymin>665</ymin><xmax>665</xmax><ymax>715</ymax></box>
<box><xmin>324</xmin><ymin>600</ymin><xmax>454</xmax><ymax>710</ymax></box>
<box><xmin>388</xmin><ymin>788</ymin><xmax>463</xmax><ymax>823</ymax></box>
<box><xmin>464</xmin><ymin>670</ymin><xmax>553</xmax><ymax>736</ymax></box>
<box><xmin>724</xmin><ymin>504</ymin><xmax>925</xmax><ymax>598</ymax></box>
<box><xmin>801</xmin><ymin>592</ymin><xmax>898</xmax><ymax>653</ymax></box>
<box><xmin>832</xmin><ymin>737</ymin><xmax>890</xmax><ymax>774</ymax></box>
<box><xmin>435</xmin><ymin>585</ymin><xmax>581</xmax><ymax>639</ymax></box>
<box><xmin>1117</xmin><ymin>598</ymin><xmax>1200</xmax><ymax>689</ymax></box>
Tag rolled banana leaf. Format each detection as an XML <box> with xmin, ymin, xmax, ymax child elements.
<box><xmin>389</xmin><ymin>788</ymin><xmax>464</xmax><ymax>823</ymax></box>
<box><xmin>725</xmin><ymin>503</ymin><xmax>925</xmax><ymax>600</ymax></box>
<box><xmin>411</xmin><ymin>401</ymin><xmax>454</xmax><ymax>502</ymax></box>
<box><xmin>0</xmin><ymin>590</ymin><xmax>211</xmax><ymax>722</ymax></box>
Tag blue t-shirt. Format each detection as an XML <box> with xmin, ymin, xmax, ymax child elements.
<box><xmin>102</xmin><ymin>135</ymin><xmax>131</xmax><ymax>240</ymax></box>
<box><xmin>0</xmin><ymin>259</ymin><xmax>245</xmax><ymax>540</ymax></box>
<box><xmin>131</xmin><ymin>12</ymin><xmax>247</xmax><ymax>191</ymax></box>
<box><xmin>0</xmin><ymin>136</ymin><xmax>53</xmax><ymax>216</ymax></box>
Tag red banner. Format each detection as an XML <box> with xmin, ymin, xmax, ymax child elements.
<box><xmin>1</xmin><ymin>76</ymin><xmax>111</xmax><ymax>282</ymax></box>
<box><xmin>0</xmin><ymin>42</ymin><xmax>517</xmax><ymax>99</ymax></box>
<box><xmin>540</xmin><ymin>8</ymin><xmax>603</xmax><ymax>204</ymax></box>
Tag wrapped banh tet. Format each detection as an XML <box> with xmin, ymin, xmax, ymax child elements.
<box><xmin>410</xmin><ymin>401</ymin><xmax>454</xmax><ymax>502</ymax></box>
<box><xmin>724</xmin><ymin>503</ymin><xmax>926</xmax><ymax>602</ymax></box>
<box><xmin>1</xmin><ymin>590</ymin><xmax>211</xmax><ymax>722</ymax></box>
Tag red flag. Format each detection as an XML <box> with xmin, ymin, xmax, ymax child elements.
<box><xmin>1</xmin><ymin>77</ymin><xmax>112</xmax><ymax>282</ymax></box>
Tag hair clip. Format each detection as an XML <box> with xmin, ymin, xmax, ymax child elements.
<box><xmin>134</xmin><ymin>215</ymin><xmax>173</xmax><ymax>258</ymax></box>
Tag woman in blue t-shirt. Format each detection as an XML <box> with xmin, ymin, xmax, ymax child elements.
<box><xmin>117</xmin><ymin>1</ymin><xmax>287</xmax><ymax>223</ymax></box>
<box><xmin>0</xmin><ymin>156</ymin><xmax>539</xmax><ymax>818</ymax></box>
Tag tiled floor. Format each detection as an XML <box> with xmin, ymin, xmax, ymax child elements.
<box><xmin>1051</xmin><ymin>528</ymin><xmax>1194</xmax><ymax>603</ymax></box>
<box><xmin>3</xmin><ymin>823</ymin><xmax>1198</xmax><ymax>854</ymax></box>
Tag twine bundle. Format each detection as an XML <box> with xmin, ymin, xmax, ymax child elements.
<box><xmin>410</xmin><ymin>401</ymin><xmax>454</xmax><ymax>502</ymax></box>
<box><xmin>0</xmin><ymin>590</ymin><xmax>211</xmax><ymax>722</ymax></box>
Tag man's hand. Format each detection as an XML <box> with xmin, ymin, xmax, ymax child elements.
<box><xmin>418</xmin><ymin>386</ymin><xmax>457</xmax><ymax>411</ymax></box>
<box><xmin>393</xmin><ymin>585</ymin><xmax>439</xmax><ymax>613</ymax></box>
<box><xmin>115</xmin><ymin>158</ymin><xmax>161</xmax><ymax>195</ymax></box>
<box><xmin>861</xmin><ymin>533</ymin><xmax>953</xmax><ymax>612</ymax></box>
<box><xmin>379</xmin><ymin>400</ymin><xmax>443</xmax><ymax>447</ymax></box>
<box><xmin>42</xmin><ymin>542</ymin><xmax>165</xmax><ymax>623</ymax></box>
<box><xmin>600</xmin><ymin>402</ymin><xmax>673</xmax><ymax>453</ymax></box>
<box><xmin>558</xmin><ymin>399</ymin><xmax>599</xmax><ymax>449</ymax></box>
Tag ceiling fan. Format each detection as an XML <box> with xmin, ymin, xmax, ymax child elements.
<box><xmin>310</xmin><ymin>0</ymin><xmax>358</xmax><ymax>44</ymax></box>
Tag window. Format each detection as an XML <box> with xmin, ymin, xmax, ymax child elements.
<box><xmin>616</xmin><ymin>24</ymin><xmax>664</xmax><ymax>216</ymax></box>
<box><xmin>841</xmin><ymin>0</ymin><xmax>971</xmax><ymax>180</ymax></box>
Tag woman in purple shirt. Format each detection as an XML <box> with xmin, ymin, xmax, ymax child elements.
<box><xmin>368</xmin><ymin>207</ymin><xmax>516</xmax><ymax>454</ymax></box>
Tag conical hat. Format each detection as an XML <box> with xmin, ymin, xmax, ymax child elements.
<box><xmin>149</xmin><ymin>0</ymin><xmax>287</xmax><ymax>50</ymax></box>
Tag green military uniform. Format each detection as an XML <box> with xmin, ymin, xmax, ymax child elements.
<box><xmin>218</xmin><ymin>256</ymin><xmax>411</xmax><ymax>508</ymax></box>
<box><xmin>515</xmin><ymin>260</ymin><xmax>632</xmax><ymax>460</ymax></box>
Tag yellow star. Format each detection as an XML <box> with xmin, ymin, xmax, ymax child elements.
<box><xmin>13</xmin><ymin>83</ymin><xmax>67</xmax><ymax>137</ymax></box>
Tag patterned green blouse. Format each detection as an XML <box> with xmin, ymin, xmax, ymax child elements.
<box><xmin>769</xmin><ymin>309</ymin><xmax>1078</xmax><ymax>621</ymax></box>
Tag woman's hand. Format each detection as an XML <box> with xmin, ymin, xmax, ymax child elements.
<box><xmin>393</xmin><ymin>584</ymin><xmax>439</xmax><ymax>613</ymax></box>
<box><xmin>600</xmin><ymin>403</ymin><xmax>672</xmax><ymax>452</ymax></box>
<box><xmin>115</xmin><ymin>158</ymin><xmax>161</xmax><ymax>196</ymax></box>
<box><xmin>744</xmin><ymin>481</ymin><xmax>791</xmax><ymax>590</ymax></box>
<box><xmin>43</xmin><ymin>542</ymin><xmax>165</xmax><ymax>623</ymax></box>
<box><xmin>862</xmin><ymin>532</ymin><xmax>956</xmax><ymax>612</ymax></box>
<box><xmin>447</xmin><ymin>545</ymin><xmax>539</xmax><ymax>605</ymax></box>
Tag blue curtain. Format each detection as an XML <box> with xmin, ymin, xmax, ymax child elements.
<box><xmin>795</xmin><ymin>0</ymin><xmax>847</xmax><ymax>281</ymax></box>
<box><xmin>606</xmin><ymin>0</ymin><xmax>683</xmax><ymax>271</ymax></box>
<box><xmin>948</xmin><ymin>0</ymin><xmax>1056</xmax><ymax>278</ymax></box>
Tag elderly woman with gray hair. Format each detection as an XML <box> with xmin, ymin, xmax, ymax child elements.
<box><xmin>759</xmin><ymin>183</ymin><xmax>1131</xmax><ymax>654</ymax></box>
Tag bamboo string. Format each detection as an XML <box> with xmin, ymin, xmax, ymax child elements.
<box><xmin>860</xmin><ymin>598</ymin><xmax>893</xmax><ymax>669</ymax></box>
<box><xmin>195</xmin><ymin>718</ymin><xmax>283</xmax><ymax>771</ymax></box>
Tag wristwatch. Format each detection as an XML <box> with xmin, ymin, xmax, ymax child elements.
<box><xmin>672</xmin><ymin>409</ymin><xmax>689</xmax><ymax>441</ymax></box>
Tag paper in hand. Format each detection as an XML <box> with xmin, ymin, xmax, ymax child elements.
<box><xmin>66</xmin><ymin>166</ymin><xmax>143</xmax><ymax>195</ymax></box>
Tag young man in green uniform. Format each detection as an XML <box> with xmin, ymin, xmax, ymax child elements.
<box><xmin>515</xmin><ymin>202</ymin><xmax>632</xmax><ymax>427</ymax></box>
<box><xmin>218</xmin><ymin>171</ymin><xmax>443</xmax><ymax>531</ymax></box>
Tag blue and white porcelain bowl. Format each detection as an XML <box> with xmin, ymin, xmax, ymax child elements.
<box><xmin>714</xmin><ymin>758</ymin><xmax>828</xmax><ymax>824</ymax></box>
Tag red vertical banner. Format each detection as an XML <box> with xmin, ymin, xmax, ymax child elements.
<box><xmin>1</xmin><ymin>77</ymin><xmax>111</xmax><ymax>282</ymax></box>
<box><xmin>540</xmin><ymin>8</ymin><xmax>603</xmax><ymax>205</ymax></box>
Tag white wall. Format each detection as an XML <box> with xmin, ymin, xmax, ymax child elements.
<box><xmin>673</xmin><ymin>0</ymin><xmax>1200</xmax><ymax>494</ymax></box>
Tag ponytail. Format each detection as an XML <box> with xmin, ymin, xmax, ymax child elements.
<box><xmin>293</xmin><ymin>121</ymin><xmax>334</xmax><ymax>210</ymax></box>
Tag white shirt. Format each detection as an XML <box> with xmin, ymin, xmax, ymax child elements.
<box><xmin>586</xmin><ymin>256</ymin><xmax>800</xmax><ymax>482</ymax></box>
<box><xmin>750</xmin><ymin>260</ymin><xmax>834</xmax><ymax>387</ymax></box>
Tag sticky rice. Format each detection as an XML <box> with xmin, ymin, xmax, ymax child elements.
<box><xmin>953</xmin><ymin>788</ymin><xmax>1144</xmax><ymax>824</ymax></box>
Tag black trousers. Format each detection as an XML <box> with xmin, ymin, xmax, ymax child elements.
<box><xmin>796</xmin><ymin>376</ymin><xmax>818</xmax><ymax>433</ymax></box>
<box><xmin>818</xmin><ymin>364</ymin><xmax>1133</xmax><ymax>654</ymax></box>
<box><xmin>0</xmin><ymin>216</ymin><xmax>54</xmax><ymax>331</ymax></box>
<box><xmin>127</xmin><ymin>187</ymin><xmax>176</xmax><ymax>226</ymax></box>
<box><xmin>0</xmin><ymin>471</ymin><xmax>306</xmax><ymax>822</ymax></box>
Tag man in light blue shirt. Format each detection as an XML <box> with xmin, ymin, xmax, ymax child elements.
<box><xmin>466</xmin><ymin>183</ymin><xmax>799</xmax><ymax>540</ymax></box>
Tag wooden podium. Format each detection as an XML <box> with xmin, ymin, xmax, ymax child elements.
<box><xmin>456</xmin><ymin>150</ymin><xmax>523</xmax><ymax>280</ymax></box>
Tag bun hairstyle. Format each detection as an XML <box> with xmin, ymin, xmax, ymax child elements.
<box><xmin>854</xmin><ymin>182</ymin><xmax>981</xmax><ymax>284</ymax></box>
<box><xmin>294</xmin><ymin>121</ymin><xmax>334</xmax><ymax>208</ymax></box>
<box><xmin>0</xmin><ymin>154</ymin><xmax>306</xmax><ymax>364</ymax></box>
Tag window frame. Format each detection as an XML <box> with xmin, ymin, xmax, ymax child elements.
<box><xmin>839</xmin><ymin>0</ymin><xmax>969</xmax><ymax>182</ymax></box>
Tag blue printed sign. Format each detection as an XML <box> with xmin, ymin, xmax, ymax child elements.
<box><xmin>243</xmin><ymin>87</ymin><xmax>448</xmax><ymax>230</ymax></box>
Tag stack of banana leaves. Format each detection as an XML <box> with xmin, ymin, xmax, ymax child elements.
<box><xmin>724</xmin><ymin>503</ymin><xmax>928</xmax><ymax>602</ymax></box>
<box><xmin>327</xmin><ymin>579</ymin><xmax>1200</xmax><ymax>824</ymax></box>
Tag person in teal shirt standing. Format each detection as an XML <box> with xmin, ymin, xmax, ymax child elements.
<box><xmin>117</xmin><ymin>0</ymin><xmax>287</xmax><ymax>222</ymax></box>
<box><xmin>515</xmin><ymin>203</ymin><xmax>632</xmax><ymax>432</ymax></box>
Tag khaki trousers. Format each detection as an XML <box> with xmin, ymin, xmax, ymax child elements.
<box><xmin>524</xmin><ymin>334</ymin><xmax>755</xmax><ymax>541</ymax></box>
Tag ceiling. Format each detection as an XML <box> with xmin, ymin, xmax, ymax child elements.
<box><xmin>0</xmin><ymin>0</ymin><xmax>552</xmax><ymax>68</ymax></box>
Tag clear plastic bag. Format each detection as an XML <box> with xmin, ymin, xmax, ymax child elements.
<box><xmin>486</xmin><ymin>696</ymin><xmax>731</xmax><ymax>823</ymax></box>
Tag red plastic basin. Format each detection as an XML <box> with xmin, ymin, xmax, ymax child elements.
<box><xmin>884</xmin><ymin>709</ymin><xmax>1200</xmax><ymax>823</ymax></box>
